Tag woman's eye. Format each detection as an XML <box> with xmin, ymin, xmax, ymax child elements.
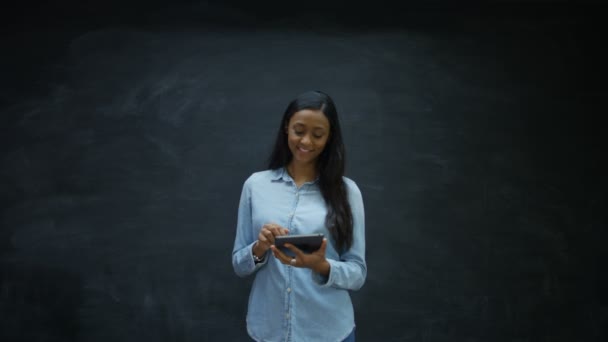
<box><xmin>294</xmin><ymin>130</ymin><xmax>304</xmax><ymax>135</ymax></box>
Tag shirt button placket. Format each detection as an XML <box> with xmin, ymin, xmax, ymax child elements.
<box><xmin>286</xmin><ymin>284</ymin><xmax>292</xmax><ymax>319</ymax></box>
<box><xmin>287</xmin><ymin>186</ymin><xmax>297</xmax><ymax>331</ymax></box>
<box><xmin>290</xmin><ymin>188</ymin><xmax>300</xmax><ymax>233</ymax></box>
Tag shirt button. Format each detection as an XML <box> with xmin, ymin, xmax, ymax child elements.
<box><xmin>286</xmin><ymin>313</ymin><xmax>290</xmax><ymax>319</ymax></box>
<box><xmin>287</xmin><ymin>288</ymin><xmax>291</xmax><ymax>292</ymax></box>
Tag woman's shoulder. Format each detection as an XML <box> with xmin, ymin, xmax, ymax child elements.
<box><xmin>342</xmin><ymin>176</ymin><xmax>362</xmax><ymax>196</ymax></box>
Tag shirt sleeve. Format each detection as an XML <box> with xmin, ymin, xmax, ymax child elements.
<box><xmin>312</xmin><ymin>179</ymin><xmax>367</xmax><ymax>290</ymax></box>
<box><xmin>232</xmin><ymin>176</ymin><xmax>268</xmax><ymax>277</ymax></box>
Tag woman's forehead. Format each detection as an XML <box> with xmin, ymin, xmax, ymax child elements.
<box><xmin>289</xmin><ymin>109</ymin><xmax>329</xmax><ymax>128</ymax></box>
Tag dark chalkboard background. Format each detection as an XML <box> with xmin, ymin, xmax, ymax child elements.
<box><xmin>1</xmin><ymin>1</ymin><xmax>606</xmax><ymax>341</ymax></box>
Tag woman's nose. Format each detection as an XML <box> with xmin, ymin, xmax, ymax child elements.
<box><xmin>301</xmin><ymin>134</ymin><xmax>312</xmax><ymax>145</ymax></box>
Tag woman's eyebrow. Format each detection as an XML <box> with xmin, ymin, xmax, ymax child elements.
<box><xmin>292</xmin><ymin>122</ymin><xmax>327</xmax><ymax>130</ymax></box>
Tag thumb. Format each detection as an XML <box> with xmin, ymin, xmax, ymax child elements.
<box><xmin>319</xmin><ymin>238</ymin><xmax>327</xmax><ymax>254</ymax></box>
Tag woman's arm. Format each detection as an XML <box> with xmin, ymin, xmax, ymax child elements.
<box><xmin>231</xmin><ymin>177</ymin><xmax>267</xmax><ymax>277</ymax></box>
<box><xmin>312</xmin><ymin>179</ymin><xmax>367</xmax><ymax>290</ymax></box>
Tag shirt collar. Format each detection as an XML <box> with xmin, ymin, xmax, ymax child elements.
<box><xmin>270</xmin><ymin>167</ymin><xmax>320</xmax><ymax>184</ymax></box>
<box><xmin>270</xmin><ymin>167</ymin><xmax>289</xmax><ymax>182</ymax></box>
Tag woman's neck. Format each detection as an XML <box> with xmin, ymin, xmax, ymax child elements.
<box><xmin>286</xmin><ymin>161</ymin><xmax>317</xmax><ymax>187</ymax></box>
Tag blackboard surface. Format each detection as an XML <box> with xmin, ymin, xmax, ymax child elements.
<box><xmin>1</xmin><ymin>1</ymin><xmax>606</xmax><ymax>341</ymax></box>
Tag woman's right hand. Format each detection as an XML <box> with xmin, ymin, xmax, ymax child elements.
<box><xmin>253</xmin><ymin>223</ymin><xmax>289</xmax><ymax>257</ymax></box>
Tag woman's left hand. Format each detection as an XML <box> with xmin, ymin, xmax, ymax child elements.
<box><xmin>270</xmin><ymin>239</ymin><xmax>331</xmax><ymax>276</ymax></box>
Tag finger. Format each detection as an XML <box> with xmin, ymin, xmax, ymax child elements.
<box><xmin>280</xmin><ymin>228</ymin><xmax>290</xmax><ymax>235</ymax></box>
<box><xmin>319</xmin><ymin>238</ymin><xmax>327</xmax><ymax>254</ymax></box>
<box><xmin>262</xmin><ymin>224</ymin><xmax>278</xmax><ymax>235</ymax></box>
<box><xmin>263</xmin><ymin>230</ymin><xmax>276</xmax><ymax>244</ymax></box>
<box><xmin>270</xmin><ymin>245</ymin><xmax>285</xmax><ymax>263</ymax></box>
<box><xmin>311</xmin><ymin>239</ymin><xmax>327</xmax><ymax>256</ymax></box>
<box><xmin>320</xmin><ymin>239</ymin><xmax>327</xmax><ymax>252</ymax></box>
<box><xmin>270</xmin><ymin>225</ymin><xmax>286</xmax><ymax>236</ymax></box>
<box><xmin>263</xmin><ymin>224</ymin><xmax>276</xmax><ymax>235</ymax></box>
<box><xmin>268</xmin><ymin>222</ymin><xmax>282</xmax><ymax>229</ymax></box>
<box><xmin>271</xmin><ymin>245</ymin><xmax>293</xmax><ymax>265</ymax></box>
<box><xmin>284</xmin><ymin>243</ymin><xmax>305</xmax><ymax>259</ymax></box>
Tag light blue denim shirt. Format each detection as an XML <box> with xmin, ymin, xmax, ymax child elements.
<box><xmin>232</xmin><ymin>167</ymin><xmax>366</xmax><ymax>342</ymax></box>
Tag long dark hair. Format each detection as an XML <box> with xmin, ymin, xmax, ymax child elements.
<box><xmin>268</xmin><ymin>91</ymin><xmax>353</xmax><ymax>252</ymax></box>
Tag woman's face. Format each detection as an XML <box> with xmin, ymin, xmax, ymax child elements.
<box><xmin>285</xmin><ymin>109</ymin><xmax>330</xmax><ymax>166</ymax></box>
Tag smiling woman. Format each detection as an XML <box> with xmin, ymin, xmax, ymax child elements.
<box><xmin>285</xmin><ymin>109</ymin><xmax>330</xmax><ymax>182</ymax></box>
<box><xmin>231</xmin><ymin>91</ymin><xmax>366</xmax><ymax>342</ymax></box>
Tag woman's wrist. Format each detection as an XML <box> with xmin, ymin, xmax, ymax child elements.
<box><xmin>252</xmin><ymin>241</ymin><xmax>267</xmax><ymax>258</ymax></box>
<box><xmin>312</xmin><ymin>259</ymin><xmax>330</xmax><ymax>276</ymax></box>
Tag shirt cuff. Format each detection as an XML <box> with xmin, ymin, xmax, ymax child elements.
<box><xmin>250</xmin><ymin>242</ymin><xmax>269</xmax><ymax>270</ymax></box>
<box><xmin>311</xmin><ymin>258</ymin><xmax>336</xmax><ymax>287</ymax></box>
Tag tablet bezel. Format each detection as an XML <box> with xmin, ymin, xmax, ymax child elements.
<box><xmin>274</xmin><ymin>234</ymin><xmax>324</xmax><ymax>255</ymax></box>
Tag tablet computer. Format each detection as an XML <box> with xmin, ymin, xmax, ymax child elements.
<box><xmin>274</xmin><ymin>234</ymin><xmax>324</xmax><ymax>256</ymax></box>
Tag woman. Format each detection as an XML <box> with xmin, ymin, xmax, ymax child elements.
<box><xmin>232</xmin><ymin>91</ymin><xmax>366</xmax><ymax>342</ymax></box>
